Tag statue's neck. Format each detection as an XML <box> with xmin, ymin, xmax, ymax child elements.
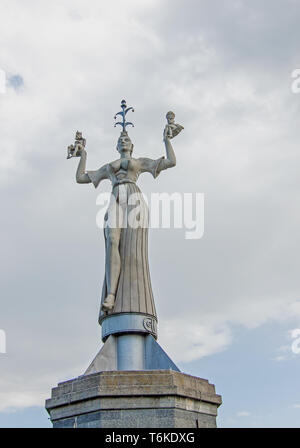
<box><xmin>120</xmin><ymin>154</ymin><xmax>131</xmax><ymax>160</ymax></box>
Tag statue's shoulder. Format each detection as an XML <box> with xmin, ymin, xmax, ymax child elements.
<box><xmin>134</xmin><ymin>156</ymin><xmax>151</xmax><ymax>164</ymax></box>
<box><xmin>130</xmin><ymin>157</ymin><xmax>144</xmax><ymax>168</ymax></box>
<box><xmin>109</xmin><ymin>158</ymin><xmax>121</xmax><ymax>169</ymax></box>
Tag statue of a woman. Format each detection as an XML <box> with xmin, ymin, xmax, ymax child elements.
<box><xmin>70</xmin><ymin>104</ymin><xmax>183</xmax><ymax>325</ymax></box>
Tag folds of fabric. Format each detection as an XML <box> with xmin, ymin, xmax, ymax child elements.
<box><xmin>99</xmin><ymin>182</ymin><xmax>157</xmax><ymax>323</ymax></box>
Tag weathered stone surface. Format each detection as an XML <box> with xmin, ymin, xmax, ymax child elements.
<box><xmin>84</xmin><ymin>335</ymin><xmax>117</xmax><ymax>374</ymax></box>
<box><xmin>46</xmin><ymin>370</ymin><xmax>222</xmax><ymax>428</ymax></box>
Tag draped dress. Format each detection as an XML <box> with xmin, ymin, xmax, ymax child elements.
<box><xmin>87</xmin><ymin>156</ymin><xmax>165</xmax><ymax>324</ymax></box>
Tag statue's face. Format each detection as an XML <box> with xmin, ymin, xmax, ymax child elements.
<box><xmin>117</xmin><ymin>135</ymin><xmax>133</xmax><ymax>154</ymax></box>
<box><xmin>166</xmin><ymin>113</ymin><xmax>175</xmax><ymax>124</ymax></box>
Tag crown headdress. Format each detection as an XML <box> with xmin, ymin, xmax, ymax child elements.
<box><xmin>114</xmin><ymin>100</ymin><xmax>134</xmax><ymax>134</ymax></box>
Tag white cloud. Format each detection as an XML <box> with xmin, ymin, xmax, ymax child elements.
<box><xmin>272</xmin><ymin>356</ymin><xmax>286</xmax><ymax>362</ymax></box>
<box><xmin>237</xmin><ymin>411</ymin><xmax>251</xmax><ymax>417</ymax></box>
<box><xmin>159</xmin><ymin>318</ymin><xmax>232</xmax><ymax>363</ymax></box>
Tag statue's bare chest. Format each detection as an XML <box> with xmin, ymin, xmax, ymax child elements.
<box><xmin>110</xmin><ymin>158</ymin><xmax>139</xmax><ymax>180</ymax></box>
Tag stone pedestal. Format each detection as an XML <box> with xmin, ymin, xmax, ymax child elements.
<box><xmin>45</xmin><ymin>370</ymin><xmax>222</xmax><ymax>428</ymax></box>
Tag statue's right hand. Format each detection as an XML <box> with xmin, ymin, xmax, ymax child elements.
<box><xmin>78</xmin><ymin>147</ymin><xmax>86</xmax><ymax>156</ymax></box>
<box><xmin>74</xmin><ymin>144</ymin><xmax>86</xmax><ymax>157</ymax></box>
<box><xmin>67</xmin><ymin>147</ymin><xmax>86</xmax><ymax>159</ymax></box>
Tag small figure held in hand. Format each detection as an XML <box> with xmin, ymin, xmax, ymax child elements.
<box><xmin>163</xmin><ymin>111</ymin><xmax>184</xmax><ymax>141</ymax></box>
<box><xmin>67</xmin><ymin>131</ymin><xmax>86</xmax><ymax>159</ymax></box>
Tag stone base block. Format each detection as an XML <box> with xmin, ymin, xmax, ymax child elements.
<box><xmin>46</xmin><ymin>370</ymin><xmax>222</xmax><ymax>428</ymax></box>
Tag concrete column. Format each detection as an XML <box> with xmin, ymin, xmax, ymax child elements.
<box><xmin>117</xmin><ymin>334</ymin><xmax>145</xmax><ymax>370</ymax></box>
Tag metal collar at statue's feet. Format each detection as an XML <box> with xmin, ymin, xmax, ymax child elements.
<box><xmin>101</xmin><ymin>312</ymin><xmax>157</xmax><ymax>342</ymax></box>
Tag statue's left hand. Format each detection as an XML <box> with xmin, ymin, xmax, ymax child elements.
<box><xmin>163</xmin><ymin>124</ymin><xmax>184</xmax><ymax>141</ymax></box>
<box><xmin>170</xmin><ymin>124</ymin><xmax>184</xmax><ymax>139</ymax></box>
<box><xmin>67</xmin><ymin>144</ymin><xmax>86</xmax><ymax>159</ymax></box>
<box><xmin>74</xmin><ymin>143</ymin><xmax>85</xmax><ymax>156</ymax></box>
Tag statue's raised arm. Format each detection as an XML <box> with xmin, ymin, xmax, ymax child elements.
<box><xmin>137</xmin><ymin>110</ymin><xmax>184</xmax><ymax>178</ymax></box>
<box><xmin>67</xmin><ymin>130</ymin><xmax>109</xmax><ymax>186</ymax></box>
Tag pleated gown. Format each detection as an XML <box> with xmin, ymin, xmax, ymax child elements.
<box><xmin>98</xmin><ymin>182</ymin><xmax>157</xmax><ymax>323</ymax></box>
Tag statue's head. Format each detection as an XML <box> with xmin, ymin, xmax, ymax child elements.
<box><xmin>166</xmin><ymin>111</ymin><xmax>175</xmax><ymax>124</ymax></box>
<box><xmin>75</xmin><ymin>131</ymin><xmax>83</xmax><ymax>141</ymax></box>
<box><xmin>117</xmin><ymin>131</ymin><xmax>133</xmax><ymax>156</ymax></box>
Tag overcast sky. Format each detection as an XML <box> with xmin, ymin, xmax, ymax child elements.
<box><xmin>1</xmin><ymin>0</ymin><xmax>300</xmax><ymax>427</ymax></box>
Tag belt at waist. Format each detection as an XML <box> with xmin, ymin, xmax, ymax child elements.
<box><xmin>113</xmin><ymin>179</ymin><xmax>136</xmax><ymax>187</ymax></box>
